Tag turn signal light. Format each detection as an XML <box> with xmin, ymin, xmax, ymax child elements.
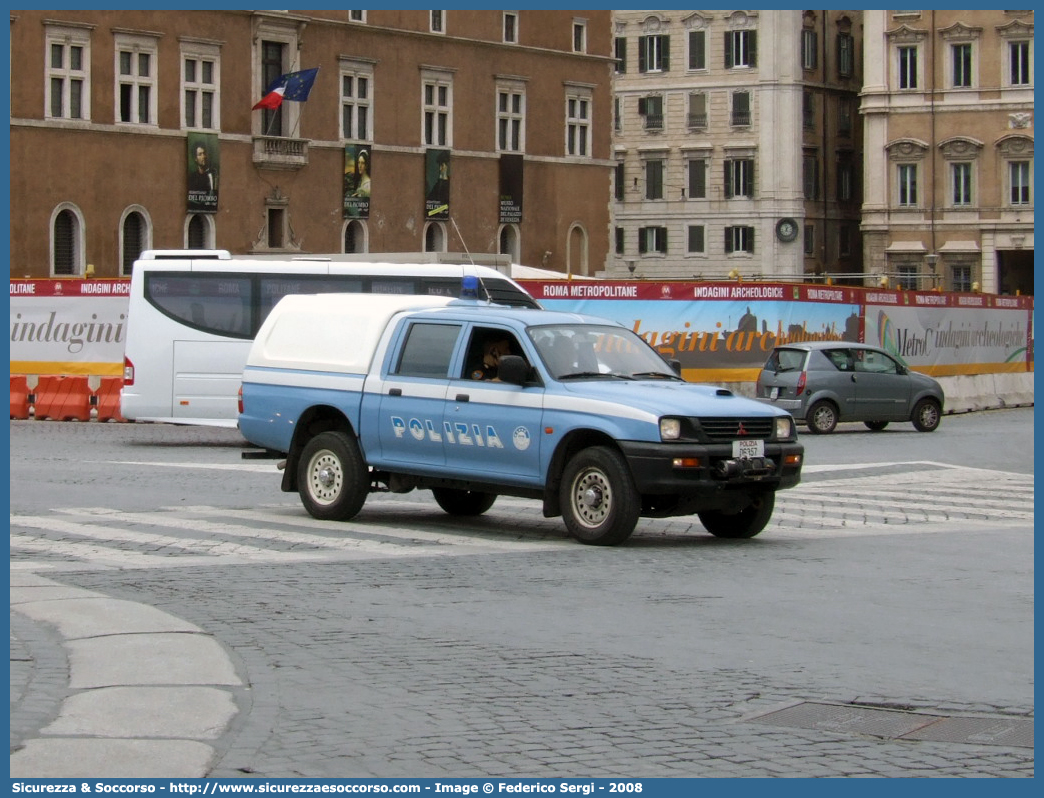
<box><xmin>784</xmin><ymin>454</ymin><xmax>802</xmax><ymax>466</ymax></box>
<box><xmin>672</xmin><ymin>457</ymin><xmax>701</xmax><ymax>469</ymax></box>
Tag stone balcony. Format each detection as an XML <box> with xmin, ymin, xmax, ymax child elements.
<box><xmin>252</xmin><ymin>136</ymin><xmax>309</xmax><ymax>170</ymax></box>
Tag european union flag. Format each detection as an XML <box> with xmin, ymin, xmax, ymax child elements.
<box><xmin>252</xmin><ymin>67</ymin><xmax>319</xmax><ymax>110</ymax></box>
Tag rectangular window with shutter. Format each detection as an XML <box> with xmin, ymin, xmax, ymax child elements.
<box><xmin>837</xmin><ymin>33</ymin><xmax>854</xmax><ymax>78</ymax></box>
<box><xmin>802</xmin><ymin>29</ymin><xmax>818</xmax><ymax>70</ymax></box>
<box><xmin>724</xmin><ymin>158</ymin><xmax>754</xmax><ymax>199</ymax></box>
<box><xmin>687</xmin><ymin>225</ymin><xmax>705</xmax><ymax>254</ymax></box>
<box><xmin>639</xmin><ymin>94</ymin><xmax>663</xmax><ymax>130</ymax></box>
<box><xmin>731</xmin><ymin>91</ymin><xmax>750</xmax><ymax>126</ymax></box>
<box><xmin>638</xmin><ymin>35</ymin><xmax>670</xmax><ymax>73</ymax></box>
<box><xmin>725</xmin><ymin>30</ymin><xmax>756</xmax><ymax>68</ymax></box>
<box><xmin>725</xmin><ymin>225</ymin><xmax>754</xmax><ymax>254</ymax></box>
<box><xmin>952</xmin><ymin>43</ymin><xmax>972</xmax><ymax>88</ymax></box>
<box><xmin>687</xmin><ymin>158</ymin><xmax>706</xmax><ymax>199</ymax></box>
<box><xmin>615</xmin><ymin>37</ymin><xmax>627</xmax><ymax>73</ymax></box>
<box><xmin>687</xmin><ymin>93</ymin><xmax>706</xmax><ymax>129</ymax></box>
<box><xmin>688</xmin><ymin>30</ymin><xmax>705</xmax><ymax>70</ymax></box>
<box><xmin>645</xmin><ymin>160</ymin><xmax>664</xmax><ymax>200</ymax></box>
<box><xmin>638</xmin><ymin>226</ymin><xmax>667</xmax><ymax>254</ymax></box>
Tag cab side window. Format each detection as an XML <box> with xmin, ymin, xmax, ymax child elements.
<box><xmin>462</xmin><ymin>327</ymin><xmax>524</xmax><ymax>380</ymax></box>
<box><xmin>393</xmin><ymin>323</ymin><xmax>461</xmax><ymax>378</ymax></box>
<box><xmin>825</xmin><ymin>349</ymin><xmax>854</xmax><ymax>371</ymax></box>
<box><xmin>854</xmin><ymin>349</ymin><xmax>898</xmax><ymax>375</ymax></box>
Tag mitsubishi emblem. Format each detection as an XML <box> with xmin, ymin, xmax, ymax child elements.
<box><xmin>737</xmin><ymin>422</ymin><xmax>748</xmax><ymax>436</ymax></box>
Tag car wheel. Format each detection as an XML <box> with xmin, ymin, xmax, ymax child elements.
<box><xmin>806</xmin><ymin>400</ymin><xmax>838</xmax><ymax>434</ymax></box>
<box><xmin>865</xmin><ymin>421</ymin><xmax>889</xmax><ymax>432</ymax></box>
<box><xmin>911</xmin><ymin>398</ymin><xmax>942</xmax><ymax>432</ymax></box>
<box><xmin>698</xmin><ymin>493</ymin><xmax>775</xmax><ymax>539</ymax></box>
<box><xmin>432</xmin><ymin>488</ymin><xmax>497</xmax><ymax>516</ymax></box>
<box><xmin>297</xmin><ymin>431</ymin><xmax>369</xmax><ymax>521</ymax></box>
<box><xmin>560</xmin><ymin>446</ymin><xmax>640</xmax><ymax>546</ymax></box>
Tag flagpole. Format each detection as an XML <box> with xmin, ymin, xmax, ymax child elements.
<box><xmin>288</xmin><ymin>65</ymin><xmax>319</xmax><ymax>140</ymax></box>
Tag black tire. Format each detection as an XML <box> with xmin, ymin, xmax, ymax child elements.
<box><xmin>865</xmin><ymin>420</ymin><xmax>889</xmax><ymax>432</ymax></box>
<box><xmin>911</xmin><ymin>398</ymin><xmax>942</xmax><ymax>432</ymax></box>
<box><xmin>560</xmin><ymin>446</ymin><xmax>640</xmax><ymax>546</ymax></box>
<box><xmin>698</xmin><ymin>493</ymin><xmax>775</xmax><ymax>539</ymax></box>
<box><xmin>297</xmin><ymin>431</ymin><xmax>369</xmax><ymax>521</ymax></box>
<box><xmin>432</xmin><ymin>488</ymin><xmax>497</xmax><ymax>516</ymax></box>
<box><xmin>806</xmin><ymin>400</ymin><xmax>838</xmax><ymax>434</ymax></box>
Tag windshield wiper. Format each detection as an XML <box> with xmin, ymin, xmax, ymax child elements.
<box><xmin>631</xmin><ymin>371</ymin><xmax>684</xmax><ymax>381</ymax></box>
<box><xmin>558</xmin><ymin>371</ymin><xmax>635</xmax><ymax>380</ymax></box>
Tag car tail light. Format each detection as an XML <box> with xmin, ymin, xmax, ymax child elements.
<box><xmin>123</xmin><ymin>356</ymin><xmax>135</xmax><ymax>386</ymax></box>
<box><xmin>237</xmin><ymin>386</ymin><xmax>244</xmax><ymax>415</ymax></box>
<box><xmin>795</xmin><ymin>370</ymin><xmax>807</xmax><ymax>395</ymax></box>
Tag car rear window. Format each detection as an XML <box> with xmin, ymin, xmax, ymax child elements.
<box><xmin>765</xmin><ymin>348</ymin><xmax>806</xmax><ymax>372</ymax></box>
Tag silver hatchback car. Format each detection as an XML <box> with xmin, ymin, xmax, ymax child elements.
<box><xmin>755</xmin><ymin>341</ymin><xmax>945</xmax><ymax>434</ymax></box>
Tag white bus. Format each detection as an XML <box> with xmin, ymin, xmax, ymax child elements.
<box><xmin>120</xmin><ymin>250</ymin><xmax>540</xmax><ymax>427</ymax></box>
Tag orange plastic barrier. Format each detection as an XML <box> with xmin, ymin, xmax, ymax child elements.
<box><xmin>11</xmin><ymin>375</ymin><xmax>30</xmax><ymax>419</ymax></box>
<box><xmin>92</xmin><ymin>376</ymin><xmax>126</xmax><ymax>422</ymax></box>
<box><xmin>32</xmin><ymin>375</ymin><xmax>93</xmax><ymax>421</ymax></box>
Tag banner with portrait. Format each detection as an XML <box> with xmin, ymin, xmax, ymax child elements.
<box><xmin>343</xmin><ymin>144</ymin><xmax>371</xmax><ymax>219</ymax></box>
<box><xmin>425</xmin><ymin>149</ymin><xmax>451</xmax><ymax>221</ymax></box>
<box><xmin>186</xmin><ymin>132</ymin><xmax>219</xmax><ymax>213</ymax></box>
<box><xmin>499</xmin><ymin>154</ymin><xmax>524</xmax><ymax>224</ymax></box>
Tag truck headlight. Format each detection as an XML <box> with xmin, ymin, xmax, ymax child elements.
<box><xmin>660</xmin><ymin>418</ymin><xmax>682</xmax><ymax>440</ymax></box>
<box><xmin>775</xmin><ymin>416</ymin><xmax>793</xmax><ymax>439</ymax></box>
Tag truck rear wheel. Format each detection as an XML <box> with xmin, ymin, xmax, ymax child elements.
<box><xmin>432</xmin><ymin>488</ymin><xmax>497</xmax><ymax>516</ymax></box>
<box><xmin>698</xmin><ymin>493</ymin><xmax>775</xmax><ymax>539</ymax></box>
<box><xmin>298</xmin><ymin>431</ymin><xmax>369</xmax><ymax>521</ymax></box>
<box><xmin>560</xmin><ymin>446</ymin><xmax>640</xmax><ymax>546</ymax></box>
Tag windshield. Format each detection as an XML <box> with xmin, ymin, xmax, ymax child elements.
<box><xmin>528</xmin><ymin>324</ymin><xmax>678</xmax><ymax>381</ymax></box>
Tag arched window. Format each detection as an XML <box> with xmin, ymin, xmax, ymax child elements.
<box><xmin>122</xmin><ymin>212</ymin><xmax>145</xmax><ymax>274</ymax></box>
<box><xmin>51</xmin><ymin>204</ymin><xmax>84</xmax><ymax>276</ymax></box>
<box><xmin>120</xmin><ymin>208</ymin><xmax>152</xmax><ymax>275</ymax></box>
<box><xmin>498</xmin><ymin>224</ymin><xmax>520</xmax><ymax>262</ymax></box>
<box><xmin>53</xmin><ymin>210</ymin><xmax>78</xmax><ymax>275</ymax></box>
<box><xmin>568</xmin><ymin>223</ymin><xmax>589</xmax><ymax>276</ymax></box>
<box><xmin>344</xmin><ymin>220</ymin><xmax>367</xmax><ymax>253</ymax></box>
<box><xmin>424</xmin><ymin>222</ymin><xmax>447</xmax><ymax>252</ymax></box>
<box><xmin>187</xmin><ymin>214</ymin><xmax>213</xmax><ymax>249</ymax></box>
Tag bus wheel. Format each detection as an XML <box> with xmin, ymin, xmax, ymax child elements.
<box><xmin>298</xmin><ymin>431</ymin><xmax>368</xmax><ymax>521</ymax></box>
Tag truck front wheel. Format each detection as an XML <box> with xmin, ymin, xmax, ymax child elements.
<box><xmin>298</xmin><ymin>431</ymin><xmax>369</xmax><ymax>521</ymax></box>
<box><xmin>432</xmin><ymin>488</ymin><xmax>497</xmax><ymax>516</ymax></box>
<box><xmin>560</xmin><ymin>446</ymin><xmax>640</xmax><ymax>546</ymax></box>
<box><xmin>698</xmin><ymin>493</ymin><xmax>775</xmax><ymax>539</ymax></box>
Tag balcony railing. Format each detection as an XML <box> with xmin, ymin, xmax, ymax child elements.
<box><xmin>643</xmin><ymin>114</ymin><xmax>664</xmax><ymax>131</ymax></box>
<box><xmin>687</xmin><ymin>112</ymin><xmax>707</xmax><ymax>129</ymax></box>
<box><xmin>252</xmin><ymin>136</ymin><xmax>309</xmax><ymax>170</ymax></box>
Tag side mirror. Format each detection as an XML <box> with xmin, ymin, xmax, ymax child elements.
<box><xmin>497</xmin><ymin>355</ymin><xmax>529</xmax><ymax>386</ymax></box>
<box><xmin>668</xmin><ymin>358</ymin><xmax>682</xmax><ymax>376</ymax></box>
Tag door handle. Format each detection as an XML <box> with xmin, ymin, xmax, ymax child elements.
<box><xmin>455</xmin><ymin>394</ymin><xmax>470</xmax><ymax>402</ymax></box>
<box><xmin>389</xmin><ymin>388</ymin><xmax>402</xmax><ymax>396</ymax></box>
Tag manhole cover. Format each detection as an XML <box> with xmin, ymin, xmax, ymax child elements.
<box><xmin>749</xmin><ymin>702</ymin><xmax>1033</xmax><ymax>748</ymax></box>
<box><xmin>901</xmin><ymin>716</ymin><xmax>1034</xmax><ymax>748</ymax></box>
<box><xmin>752</xmin><ymin>702</ymin><xmax>940</xmax><ymax>739</ymax></box>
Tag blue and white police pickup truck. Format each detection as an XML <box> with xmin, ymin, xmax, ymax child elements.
<box><xmin>238</xmin><ymin>289</ymin><xmax>803</xmax><ymax>546</ymax></box>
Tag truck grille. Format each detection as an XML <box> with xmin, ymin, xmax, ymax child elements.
<box><xmin>699</xmin><ymin>417</ymin><xmax>775</xmax><ymax>442</ymax></box>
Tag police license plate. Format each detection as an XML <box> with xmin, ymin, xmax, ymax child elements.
<box><xmin>733</xmin><ymin>439</ymin><xmax>764</xmax><ymax>459</ymax></box>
